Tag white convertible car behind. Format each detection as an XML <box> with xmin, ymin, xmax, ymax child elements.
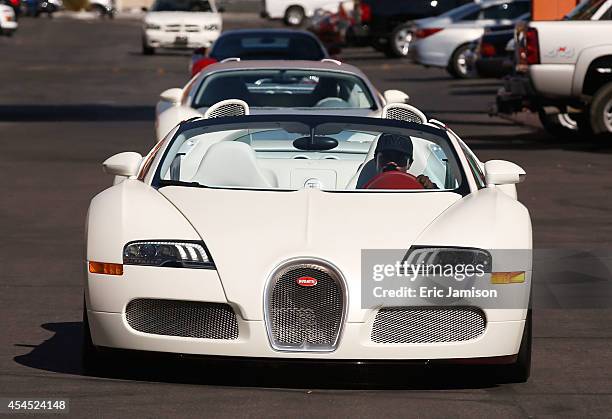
<box><xmin>155</xmin><ymin>60</ymin><xmax>410</xmax><ymax>141</ymax></box>
<box><xmin>84</xmin><ymin>111</ymin><xmax>532</xmax><ymax>382</ymax></box>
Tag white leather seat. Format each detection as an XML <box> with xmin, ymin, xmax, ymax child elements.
<box><xmin>191</xmin><ymin>142</ymin><xmax>278</xmax><ymax>189</ymax></box>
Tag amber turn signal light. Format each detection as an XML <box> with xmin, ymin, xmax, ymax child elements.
<box><xmin>89</xmin><ymin>261</ymin><xmax>123</xmax><ymax>276</ymax></box>
<box><xmin>491</xmin><ymin>271</ymin><xmax>525</xmax><ymax>284</ymax></box>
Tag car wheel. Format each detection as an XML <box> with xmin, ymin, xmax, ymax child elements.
<box><xmin>385</xmin><ymin>24</ymin><xmax>413</xmax><ymax>58</ymax></box>
<box><xmin>448</xmin><ymin>44</ymin><xmax>477</xmax><ymax>79</ymax></box>
<box><xmin>92</xmin><ymin>4</ymin><xmax>106</xmax><ymax>18</ymax></box>
<box><xmin>589</xmin><ymin>81</ymin><xmax>612</xmax><ymax>135</ymax></box>
<box><xmin>537</xmin><ymin>109</ymin><xmax>580</xmax><ymax>137</ymax></box>
<box><xmin>284</xmin><ymin>5</ymin><xmax>305</xmax><ymax>26</ymax></box>
<box><xmin>500</xmin><ymin>309</ymin><xmax>532</xmax><ymax>383</ymax></box>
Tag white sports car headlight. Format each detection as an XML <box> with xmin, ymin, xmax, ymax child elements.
<box><xmin>406</xmin><ymin>247</ymin><xmax>492</xmax><ymax>272</ymax></box>
<box><xmin>123</xmin><ymin>241</ymin><xmax>214</xmax><ymax>269</ymax></box>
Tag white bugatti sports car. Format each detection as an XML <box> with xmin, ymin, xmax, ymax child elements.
<box><xmin>84</xmin><ymin>107</ymin><xmax>532</xmax><ymax>382</ymax></box>
<box><xmin>154</xmin><ymin>59</ymin><xmax>410</xmax><ymax>141</ymax></box>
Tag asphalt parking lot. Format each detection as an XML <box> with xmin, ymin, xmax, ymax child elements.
<box><xmin>1</xmin><ymin>15</ymin><xmax>612</xmax><ymax>418</ymax></box>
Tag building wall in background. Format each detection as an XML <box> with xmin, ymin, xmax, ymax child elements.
<box><xmin>532</xmin><ymin>0</ymin><xmax>580</xmax><ymax>20</ymax></box>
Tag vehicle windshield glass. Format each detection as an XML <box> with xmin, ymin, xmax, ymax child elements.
<box><xmin>151</xmin><ymin>0</ymin><xmax>212</xmax><ymax>12</ymax></box>
<box><xmin>210</xmin><ymin>33</ymin><xmax>326</xmax><ymax>61</ymax></box>
<box><xmin>565</xmin><ymin>0</ymin><xmax>606</xmax><ymax>20</ymax></box>
<box><xmin>192</xmin><ymin>70</ymin><xmax>376</xmax><ymax>109</ymax></box>
<box><xmin>154</xmin><ymin>119</ymin><xmax>465</xmax><ymax>193</ymax></box>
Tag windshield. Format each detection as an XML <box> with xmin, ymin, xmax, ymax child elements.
<box><xmin>151</xmin><ymin>0</ymin><xmax>212</xmax><ymax>12</ymax></box>
<box><xmin>210</xmin><ymin>33</ymin><xmax>326</xmax><ymax>61</ymax></box>
<box><xmin>565</xmin><ymin>0</ymin><xmax>607</xmax><ymax>20</ymax></box>
<box><xmin>153</xmin><ymin>119</ymin><xmax>466</xmax><ymax>193</ymax></box>
<box><xmin>192</xmin><ymin>70</ymin><xmax>376</xmax><ymax>110</ymax></box>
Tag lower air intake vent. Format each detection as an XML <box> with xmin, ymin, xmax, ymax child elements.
<box><xmin>204</xmin><ymin>99</ymin><xmax>250</xmax><ymax>119</ymax></box>
<box><xmin>125</xmin><ymin>299</ymin><xmax>239</xmax><ymax>340</ymax></box>
<box><xmin>266</xmin><ymin>261</ymin><xmax>346</xmax><ymax>351</ymax></box>
<box><xmin>371</xmin><ymin>307</ymin><xmax>486</xmax><ymax>344</ymax></box>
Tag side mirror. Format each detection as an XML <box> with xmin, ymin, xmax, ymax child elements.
<box><xmin>484</xmin><ymin>160</ymin><xmax>526</xmax><ymax>186</ymax></box>
<box><xmin>103</xmin><ymin>152</ymin><xmax>143</xmax><ymax>178</ymax></box>
<box><xmin>383</xmin><ymin>89</ymin><xmax>410</xmax><ymax>104</ymax></box>
<box><xmin>217</xmin><ymin>6</ymin><xmax>225</xmax><ymax>12</ymax></box>
<box><xmin>160</xmin><ymin>88</ymin><xmax>183</xmax><ymax>104</ymax></box>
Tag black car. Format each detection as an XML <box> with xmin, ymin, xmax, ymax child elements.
<box><xmin>347</xmin><ymin>0</ymin><xmax>473</xmax><ymax>58</ymax></box>
<box><xmin>474</xmin><ymin>25</ymin><xmax>516</xmax><ymax>78</ymax></box>
<box><xmin>190</xmin><ymin>29</ymin><xmax>329</xmax><ymax>77</ymax></box>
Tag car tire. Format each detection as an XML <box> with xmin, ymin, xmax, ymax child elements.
<box><xmin>92</xmin><ymin>4</ymin><xmax>106</xmax><ymax>18</ymax></box>
<box><xmin>448</xmin><ymin>43</ymin><xmax>476</xmax><ymax>79</ymax></box>
<box><xmin>284</xmin><ymin>5</ymin><xmax>305</xmax><ymax>27</ymax></box>
<box><xmin>500</xmin><ymin>309</ymin><xmax>532</xmax><ymax>383</ymax></box>
<box><xmin>537</xmin><ymin>109</ymin><xmax>579</xmax><ymax>137</ymax></box>
<box><xmin>142</xmin><ymin>39</ymin><xmax>155</xmax><ymax>55</ymax></box>
<box><xmin>385</xmin><ymin>24</ymin><xmax>413</xmax><ymax>58</ymax></box>
<box><xmin>589</xmin><ymin>81</ymin><xmax>612</xmax><ymax>135</ymax></box>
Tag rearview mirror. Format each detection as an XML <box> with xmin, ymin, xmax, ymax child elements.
<box><xmin>160</xmin><ymin>88</ymin><xmax>183</xmax><ymax>104</ymax></box>
<box><xmin>103</xmin><ymin>152</ymin><xmax>143</xmax><ymax>178</ymax></box>
<box><xmin>484</xmin><ymin>160</ymin><xmax>526</xmax><ymax>186</ymax></box>
<box><xmin>383</xmin><ymin>89</ymin><xmax>410</xmax><ymax>104</ymax></box>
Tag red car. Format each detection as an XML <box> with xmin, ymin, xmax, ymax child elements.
<box><xmin>190</xmin><ymin>29</ymin><xmax>329</xmax><ymax>77</ymax></box>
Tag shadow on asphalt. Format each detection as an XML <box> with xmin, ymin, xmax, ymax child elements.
<box><xmin>0</xmin><ymin>105</ymin><xmax>155</xmax><ymax>122</ymax></box>
<box><xmin>14</xmin><ymin>322</ymin><xmax>504</xmax><ymax>390</ymax></box>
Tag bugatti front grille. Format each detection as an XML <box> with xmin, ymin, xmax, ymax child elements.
<box><xmin>385</xmin><ymin>107</ymin><xmax>424</xmax><ymax>123</ymax></box>
<box><xmin>371</xmin><ymin>307</ymin><xmax>486</xmax><ymax>344</ymax></box>
<box><xmin>125</xmin><ymin>299</ymin><xmax>239</xmax><ymax>340</ymax></box>
<box><xmin>266</xmin><ymin>262</ymin><xmax>345</xmax><ymax>351</ymax></box>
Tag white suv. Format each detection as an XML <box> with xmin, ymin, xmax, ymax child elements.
<box><xmin>142</xmin><ymin>0</ymin><xmax>222</xmax><ymax>55</ymax></box>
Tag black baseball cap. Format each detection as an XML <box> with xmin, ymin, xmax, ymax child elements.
<box><xmin>374</xmin><ymin>133</ymin><xmax>414</xmax><ymax>157</ymax></box>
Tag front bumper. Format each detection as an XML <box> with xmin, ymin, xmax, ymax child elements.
<box><xmin>143</xmin><ymin>30</ymin><xmax>219</xmax><ymax>49</ymax></box>
<box><xmin>86</xmin><ymin>266</ymin><xmax>527</xmax><ymax>361</ymax></box>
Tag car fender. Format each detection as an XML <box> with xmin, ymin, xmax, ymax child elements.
<box><xmin>414</xmin><ymin>187</ymin><xmax>532</xmax><ymax>252</ymax></box>
<box><xmin>156</xmin><ymin>105</ymin><xmax>202</xmax><ymax>142</ymax></box>
<box><xmin>86</xmin><ymin>180</ymin><xmax>202</xmax><ymax>265</ymax></box>
<box><xmin>572</xmin><ymin>45</ymin><xmax>612</xmax><ymax>97</ymax></box>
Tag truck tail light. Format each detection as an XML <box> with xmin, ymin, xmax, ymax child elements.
<box><xmin>415</xmin><ymin>28</ymin><xmax>443</xmax><ymax>39</ymax></box>
<box><xmin>359</xmin><ymin>3</ymin><xmax>371</xmax><ymax>23</ymax></box>
<box><xmin>517</xmin><ymin>26</ymin><xmax>539</xmax><ymax>72</ymax></box>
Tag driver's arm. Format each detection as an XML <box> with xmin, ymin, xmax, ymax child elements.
<box><xmin>416</xmin><ymin>174</ymin><xmax>439</xmax><ymax>190</ymax></box>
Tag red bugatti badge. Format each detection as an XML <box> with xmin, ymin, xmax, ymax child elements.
<box><xmin>296</xmin><ymin>276</ymin><xmax>317</xmax><ymax>287</ymax></box>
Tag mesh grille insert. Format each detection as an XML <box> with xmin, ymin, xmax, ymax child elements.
<box><xmin>267</xmin><ymin>263</ymin><xmax>345</xmax><ymax>351</ymax></box>
<box><xmin>385</xmin><ymin>107</ymin><xmax>424</xmax><ymax>123</ymax></box>
<box><xmin>206</xmin><ymin>103</ymin><xmax>247</xmax><ymax>119</ymax></box>
<box><xmin>371</xmin><ymin>307</ymin><xmax>486</xmax><ymax>344</ymax></box>
<box><xmin>125</xmin><ymin>299</ymin><xmax>239</xmax><ymax>340</ymax></box>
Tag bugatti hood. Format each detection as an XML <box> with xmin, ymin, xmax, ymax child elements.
<box><xmin>159</xmin><ymin>186</ymin><xmax>461</xmax><ymax>321</ymax></box>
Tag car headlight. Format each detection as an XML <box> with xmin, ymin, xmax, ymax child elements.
<box><xmin>404</xmin><ymin>247</ymin><xmax>492</xmax><ymax>274</ymax></box>
<box><xmin>123</xmin><ymin>241</ymin><xmax>214</xmax><ymax>269</ymax></box>
<box><xmin>203</xmin><ymin>23</ymin><xmax>219</xmax><ymax>31</ymax></box>
<box><xmin>145</xmin><ymin>23</ymin><xmax>161</xmax><ymax>30</ymax></box>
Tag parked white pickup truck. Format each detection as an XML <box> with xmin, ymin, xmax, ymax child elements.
<box><xmin>496</xmin><ymin>0</ymin><xmax>612</xmax><ymax>136</ymax></box>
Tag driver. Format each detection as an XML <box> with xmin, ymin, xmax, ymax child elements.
<box><xmin>364</xmin><ymin>133</ymin><xmax>438</xmax><ymax>189</ymax></box>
